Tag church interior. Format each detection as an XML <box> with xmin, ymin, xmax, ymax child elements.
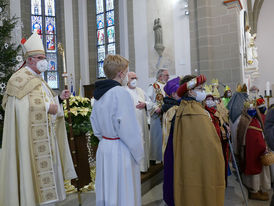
<box><xmin>1</xmin><ymin>0</ymin><xmax>274</xmax><ymax>205</ymax></box>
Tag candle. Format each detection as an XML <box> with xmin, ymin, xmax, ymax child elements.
<box><xmin>266</xmin><ymin>81</ymin><xmax>270</xmax><ymax>96</ymax></box>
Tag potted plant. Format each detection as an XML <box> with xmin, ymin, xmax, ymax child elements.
<box><xmin>63</xmin><ymin>95</ymin><xmax>99</xmax><ymax>188</ymax></box>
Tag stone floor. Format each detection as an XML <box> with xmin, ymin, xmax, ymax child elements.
<box><xmin>56</xmin><ymin>174</ymin><xmax>272</xmax><ymax>206</ymax></box>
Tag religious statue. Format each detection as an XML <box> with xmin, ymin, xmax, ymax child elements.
<box><xmin>153</xmin><ymin>18</ymin><xmax>165</xmax><ymax>56</ymax></box>
<box><xmin>245</xmin><ymin>25</ymin><xmax>259</xmax><ymax>75</ymax></box>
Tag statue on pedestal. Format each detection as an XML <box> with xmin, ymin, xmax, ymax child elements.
<box><xmin>245</xmin><ymin>26</ymin><xmax>259</xmax><ymax>77</ymax></box>
<box><xmin>153</xmin><ymin>18</ymin><xmax>165</xmax><ymax>57</ymax></box>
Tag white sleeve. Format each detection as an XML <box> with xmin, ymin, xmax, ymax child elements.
<box><xmin>90</xmin><ymin>104</ymin><xmax>102</xmax><ymax>141</ymax></box>
<box><xmin>115</xmin><ymin>90</ymin><xmax>144</xmax><ymax>164</ymax></box>
<box><xmin>147</xmin><ymin>85</ymin><xmax>158</xmax><ymax>112</ymax></box>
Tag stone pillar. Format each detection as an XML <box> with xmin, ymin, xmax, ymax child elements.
<box><xmin>64</xmin><ymin>0</ymin><xmax>76</xmax><ymax>91</ymax></box>
<box><xmin>119</xmin><ymin>0</ymin><xmax>129</xmax><ymax>59</ymax></box>
<box><xmin>9</xmin><ymin>0</ymin><xmax>22</xmax><ymax>45</ymax></box>
<box><xmin>78</xmin><ymin>0</ymin><xmax>90</xmax><ymax>95</ymax></box>
<box><xmin>189</xmin><ymin>0</ymin><xmax>242</xmax><ymax>90</ymax></box>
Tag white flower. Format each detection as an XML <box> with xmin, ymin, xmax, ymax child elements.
<box><xmin>4</xmin><ymin>43</ymin><xmax>8</xmax><ymax>49</ymax></box>
<box><xmin>0</xmin><ymin>82</ymin><xmax>6</xmax><ymax>90</ymax></box>
<box><xmin>16</xmin><ymin>55</ymin><xmax>23</xmax><ymax>62</ymax></box>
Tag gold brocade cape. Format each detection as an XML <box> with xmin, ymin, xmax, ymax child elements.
<box><xmin>162</xmin><ymin>105</ymin><xmax>178</xmax><ymax>159</ymax></box>
<box><xmin>0</xmin><ymin>67</ymin><xmax>76</xmax><ymax>206</ymax></box>
<box><xmin>173</xmin><ymin>100</ymin><xmax>225</xmax><ymax>206</ymax></box>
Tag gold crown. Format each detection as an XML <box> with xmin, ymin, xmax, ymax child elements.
<box><xmin>224</xmin><ymin>85</ymin><xmax>231</xmax><ymax>92</ymax></box>
<box><xmin>204</xmin><ymin>84</ymin><xmax>212</xmax><ymax>96</ymax></box>
<box><xmin>212</xmin><ymin>87</ymin><xmax>220</xmax><ymax>98</ymax></box>
<box><xmin>236</xmin><ymin>83</ymin><xmax>242</xmax><ymax>92</ymax></box>
<box><xmin>211</xmin><ymin>78</ymin><xmax>219</xmax><ymax>86</ymax></box>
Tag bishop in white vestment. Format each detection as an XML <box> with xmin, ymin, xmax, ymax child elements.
<box><xmin>0</xmin><ymin>33</ymin><xmax>76</xmax><ymax>206</ymax></box>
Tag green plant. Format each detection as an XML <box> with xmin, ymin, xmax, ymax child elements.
<box><xmin>0</xmin><ymin>0</ymin><xmax>21</xmax><ymax>147</ymax></box>
<box><xmin>63</xmin><ymin>95</ymin><xmax>93</xmax><ymax>136</ymax></box>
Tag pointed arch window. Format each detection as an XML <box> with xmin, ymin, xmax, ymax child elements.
<box><xmin>96</xmin><ymin>0</ymin><xmax>116</xmax><ymax>78</ymax></box>
<box><xmin>31</xmin><ymin>0</ymin><xmax>58</xmax><ymax>89</ymax></box>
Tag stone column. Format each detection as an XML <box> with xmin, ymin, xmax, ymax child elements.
<box><xmin>119</xmin><ymin>0</ymin><xmax>129</xmax><ymax>59</ymax></box>
<box><xmin>78</xmin><ymin>0</ymin><xmax>90</xmax><ymax>95</ymax></box>
<box><xmin>9</xmin><ymin>0</ymin><xmax>22</xmax><ymax>45</ymax></box>
<box><xmin>64</xmin><ymin>0</ymin><xmax>76</xmax><ymax>91</ymax></box>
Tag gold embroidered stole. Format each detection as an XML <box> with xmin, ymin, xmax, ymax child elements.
<box><xmin>29</xmin><ymin>84</ymin><xmax>58</xmax><ymax>204</ymax></box>
<box><xmin>4</xmin><ymin>67</ymin><xmax>59</xmax><ymax>204</ymax></box>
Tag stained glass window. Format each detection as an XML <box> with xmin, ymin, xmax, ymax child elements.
<box><xmin>106</xmin><ymin>11</ymin><xmax>114</xmax><ymax>27</ymax></box>
<box><xmin>31</xmin><ymin>0</ymin><xmax>42</xmax><ymax>15</ymax></box>
<box><xmin>31</xmin><ymin>0</ymin><xmax>58</xmax><ymax>89</ymax></box>
<box><xmin>107</xmin><ymin>26</ymin><xmax>115</xmax><ymax>43</ymax></box>
<box><xmin>47</xmin><ymin>72</ymin><xmax>58</xmax><ymax>89</ymax></box>
<box><xmin>106</xmin><ymin>0</ymin><xmax>114</xmax><ymax>11</ymax></box>
<box><xmin>97</xmin><ymin>14</ymin><xmax>104</xmax><ymax>30</ymax></box>
<box><xmin>45</xmin><ymin>0</ymin><xmax>55</xmax><ymax>16</ymax></box>
<box><xmin>96</xmin><ymin>0</ymin><xmax>116</xmax><ymax>78</ymax></box>
<box><xmin>31</xmin><ymin>16</ymin><xmax>42</xmax><ymax>35</ymax></box>
<box><xmin>45</xmin><ymin>17</ymin><xmax>55</xmax><ymax>34</ymax></box>
<box><xmin>96</xmin><ymin>0</ymin><xmax>104</xmax><ymax>14</ymax></box>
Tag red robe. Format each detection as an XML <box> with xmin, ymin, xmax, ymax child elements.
<box><xmin>205</xmin><ymin>106</ymin><xmax>229</xmax><ymax>183</ymax></box>
<box><xmin>244</xmin><ymin>116</ymin><xmax>266</xmax><ymax>175</ymax></box>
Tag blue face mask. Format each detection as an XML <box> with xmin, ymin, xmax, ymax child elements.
<box><xmin>247</xmin><ymin>109</ymin><xmax>257</xmax><ymax>117</ymax></box>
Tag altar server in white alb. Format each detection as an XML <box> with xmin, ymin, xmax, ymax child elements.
<box><xmin>0</xmin><ymin>33</ymin><xmax>77</xmax><ymax>206</ymax></box>
<box><xmin>90</xmin><ymin>55</ymin><xmax>144</xmax><ymax>206</ymax></box>
<box><xmin>126</xmin><ymin>71</ymin><xmax>152</xmax><ymax>172</ymax></box>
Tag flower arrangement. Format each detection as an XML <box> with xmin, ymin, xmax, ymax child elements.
<box><xmin>63</xmin><ymin>95</ymin><xmax>97</xmax><ymax>146</ymax></box>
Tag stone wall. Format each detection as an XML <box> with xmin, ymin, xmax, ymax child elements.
<box><xmin>189</xmin><ymin>0</ymin><xmax>242</xmax><ymax>91</ymax></box>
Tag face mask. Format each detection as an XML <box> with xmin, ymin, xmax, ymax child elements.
<box><xmin>129</xmin><ymin>79</ymin><xmax>137</xmax><ymax>88</ymax></box>
<box><xmin>247</xmin><ymin>109</ymin><xmax>257</xmax><ymax>117</ymax></box>
<box><xmin>259</xmin><ymin>106</ymin><xmax>266</xmax><ymax>114</ymax></box>
<box><xmin>121</xmin><ymin>72</ymin><xmax>128</xmax><ymax>86</ymax></box>
<box><xmin>36</xmin><ymin>59</ymin><xmax>49</xmax><ymax>73</ymax></box>
<box><xmin>194</xmin><ymin>90</ymin><xmax>206</xmax><ymax>102</ymax></box>
<box><xmin>206</xmin><ymin>100</ymin><xmax>216</xmax><ymax>108</ymax></box>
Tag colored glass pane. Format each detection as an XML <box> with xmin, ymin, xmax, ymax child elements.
<box><xmin>97</xmin><ymin>14</ymin><xmax>104</xmax><ymax>30</ymax></box>
<box><xmin>106</xmin><ymin>0</ymin><xmax>114</xmax><ymax>11</ymax></box>
<box><xmin>31</xmin><ymin>16</ymin><xmax>42</xmax><ymax>35</ymax></box>
<box><xmin>106</xmin><ymin>11</ymin><xmax>114</xmax><ymax>27</ymax></box>
<box><xmin>45</xmin><ymin>0</ymin><xmax>55</xmax><ymax>16</ymax></box>
<box><xmin>107</xmin><ymin>26</ymin><xmax>115</xmax><ymax>43</ymax></box>
<box><xmin>97</xmin><ymin>46</ymin><xmax>105</xmax><ymax>62</ymax></box>
<box><xmin>97</xmin><ymin>29</ymin><xmax>105</xmax><ymax>45</ymax></box>
<box><xmin>47</xmin><ymin>72</ymin><xmax>58</xmax><ymax>89</ymax></box>
<box><xmin>98</xmin><ymin>62</ymin><xmax>105</xmax><ymax>78</ymax></box>
<box><xmin>31</xmin><ymin>0</ymin><xmax>42</xmax><ymax>15</ymax></box>
<box><xmin>96</xmin><ymin>0</ymin><xmax>104</xmax><ymax>14</ymax></box>
<box><xmin>46</xmin><ymin>35</ymin><xmax>56</xmax><ymax>52</ymax></box>
<box><xmin>45</xmin><ymin>17</ymin><xmax>55</xmax><ymax>34</ymax></box>
<box><xmin>108</xmin><ymin>43</ymin><xmax>116</xmax><ymax>55</ymax></box>
<box><xmin>47</xmin><ymin>54</ymin><xmax>57</xmax><ymax>71</ymax></box>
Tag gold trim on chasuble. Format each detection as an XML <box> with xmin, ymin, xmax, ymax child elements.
<box><xmin>29</xmin><ymin>85</ymin><xmax>58</xmax><ymax>204</ymax></box>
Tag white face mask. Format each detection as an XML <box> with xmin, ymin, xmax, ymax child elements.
<box><xmin>121</xmin><ymin>72</ymin><xmax>128</xmax><ymax>86</ymax></box>
<box><xmin>194</xmin><ymin>90</ymin><xmax>206</xmax><ymax>102</ymax></box>
<box><xmin>206</xmin><ymin>100</ymin><xmax>216</xmax><ymax>108</ymax></box>
<box><xmin>36</xmin><ymin>59</ymin><xmax>49</xmax><ymax>73</ymax></box>
<box><xmin>129</xmin><ymin>79</ymin><xmax>137</xmax><ymax>88</ymax></box>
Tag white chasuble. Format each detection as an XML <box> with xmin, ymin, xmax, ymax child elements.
<box><xmin>90</xmin><ymin>86</ymin><xmax>144</xmax><ymax>206</ymax></box>
<box><xmin>0</xmin><ymin>67</ymin><xmax>76</xmax><ymax>206</ymax></box>
<box><xmin>125</xmin><ymin>86</ymin><xmax>150</xmax><ymax>172</ymax></box>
